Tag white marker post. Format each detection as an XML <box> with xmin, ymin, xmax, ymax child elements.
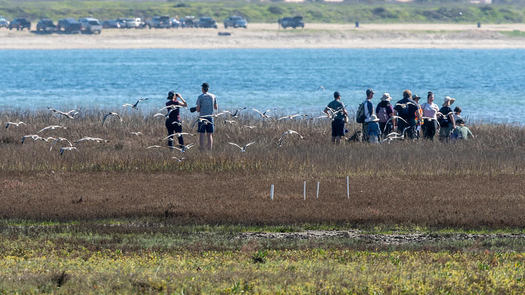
<box><xmin>316</xmin><ymin>181</ymin><xmax>320</xmax><ymax>199</ymax></box>
<box><xmin>346</xmin><ymin>176</ymin><xmax>350</xmax><ymax>199</ymax></box>
<box><xmin>303</xmin><ymin>181</ymin><xmax>307</xmax><ymax>200</ymax></box>
<box><xmin>270</xmin><ymin>184</ymin><xmax>274</xmax><ymax>200</ymax></box>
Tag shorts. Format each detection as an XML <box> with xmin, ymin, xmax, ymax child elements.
<box><xmin>198</xmin><ymin>116</ymin><xmax>214</xmax><ymax>133</ymax></box>
<box><xmin>331</xmin><ymin>119</ymin><xmax>345</xmax><ymax>137</ymax></box>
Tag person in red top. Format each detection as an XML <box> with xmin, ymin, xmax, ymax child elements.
<box><xmin>165</xmin><ymin>90</ymin><xmax>187</xmax><ymax>148</ymax></box>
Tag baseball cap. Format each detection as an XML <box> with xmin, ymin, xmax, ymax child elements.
<box><xmin>333</xmin><ymin>91</ymin><xmax>340</xmax><ymax>98</ymax></box>
<box><xmin>167</xmin><ymin>90</ymin><xmax>175</xmax><ymax>99</ymax></box>
<box><xmin>412</xmin><ymin>94</ymin><xmax>421</xmax><ymax>100</ymax></box>
<box><xmin>366</xmin><ymin>88</ymin><xmax>374</xmax><ymax>96</ymax></box>
<box><xmin>201</xmin><ymin>82</ymin><xmax>209</xmax><ymax>89</ymax></box>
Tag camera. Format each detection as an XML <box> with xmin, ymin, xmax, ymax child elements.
<box><xmin>190</xmin><ymin>107</ymin><xmax>197</xmax><ymax>113</ymax></box>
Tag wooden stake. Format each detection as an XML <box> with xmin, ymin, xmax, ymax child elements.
<box><xmin>270</xmin><ymin>184</ymin><xmax>274</xmax><ymax>200</ymax></box>
<box><xmin>316</xmin><ymin>181</ymin><xmax>320</xmax><ymax>199</ymax></box>
<box><xmin>346</xmin><ymin>176</ymin><xmax>350</xmax><ymax>199</ymax></box>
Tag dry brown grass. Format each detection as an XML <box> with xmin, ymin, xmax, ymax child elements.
<box><xmin>1</xmin><ymin>110</ymin><xmax>524</xmax><ymax>227</ymax></box>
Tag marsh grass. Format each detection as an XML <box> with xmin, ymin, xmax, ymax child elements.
<box><xmin>1</xmin><ymin>109</ymin><xmax>525</xmax><ymax>176</ymax></box>
<box><xmin>1</xmin><ymin>110</ymin><xmax>524</xmax><ymax>227</ymax></box>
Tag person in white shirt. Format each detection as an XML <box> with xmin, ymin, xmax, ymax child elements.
<box><xmin>420</xmin><ymin>91</ymin><xmax>440</xmax><ymax>140</ymax></box>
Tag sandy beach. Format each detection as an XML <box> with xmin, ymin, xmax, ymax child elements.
<box><xmin>1</xmin><ymin>23</ymin><xmax>525</xmax><ymax>49</ymax></box>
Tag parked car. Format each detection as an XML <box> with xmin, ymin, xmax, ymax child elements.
<box><xmin>196</xmin><ymin>17</ymin><xmax>217</xmax><ymax>29</ymax></box>
<box><xmin>147</xmin><ymin>16</ymin><xmax>171</xmax><ymax>29</ymax></box>
<box><xmin>180</xmin><ymin>16</ymin><xmax>195</xmax><ymax>28</ymax></box>
<box><xmin>8</xmin><ymin>18</ymin><xmax>31</xmax><ymax>31</ymax></box>
<box><xmin>36</xmin><ymin>19</ymin><xmax>57</xmax><ymax>33</ymax></box>
<box><xmin>79</xmin><ymin>18</ymin><xmax>102</xmax><ymax>34</ymax></box>
<box><xmin>0</xmin><ymin>16</ymin><xmax>9</xmax><ymax>29</ymax></box>
<box><xmin>102</xmin><ymin>19</ymin><xmax>121</xmax><ymax>29</ymax></box>
<box><xmin>278</xmin><ymin>16</ymin><xmax>304</xmax><ymax>29</ymax></box>
<box><xmin>57</xmin><ymin>18</ymin><xmax>82</xmax><ymax>34</ymax></box>
<box><xmin>224</xmin><ymin>16</ymin><xmax>247</xmax><ymax>29</ymax></box>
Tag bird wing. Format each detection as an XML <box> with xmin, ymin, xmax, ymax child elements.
<box><xmin>245</xmin><ymin>141</ymin><xmax>256</xmax><ymax>147</ymax></box>
<box><xmin>252</xmin><ymin>108</ymin><xmax>264</xmax><ymax>116</ymax></box>
<box><xmin>228</xmin><ymin>142</ymin><xmax>243</xmax><ymax>150</ymax></box>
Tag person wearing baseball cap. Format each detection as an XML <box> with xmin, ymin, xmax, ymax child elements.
<box><xmin>165</xmin><ymin>90</ymin><xmax>187</xmax><ymax>149</ymax></box>
<box><xmin>324</xmin><ymin>91</ymin><xmax>348</xmax><ymax>144</ymax></box>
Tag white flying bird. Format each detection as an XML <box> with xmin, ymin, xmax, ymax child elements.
<box><xmin>102</xmin><ymin>112</ymin><xmax>123</xmax><ymax>126</ymax></box>
<box><xmin>21</xmin><ymin>134</ymin><xmax>43</xmax><ymax>144</ymax></box>
<box><xmin>146</xmin><ymin>145</ymin><xmax>164</xmax><ymax>149</ymax></box>
<box><xmin>60</xmin><ymin>146</ymin><xmax>78</xmax><ymax>155</ymax></box>
<box><xmin>278</xmin><ymin>114</ymin><xmax>304</xmax><ymax>121</ymax></box>
<box><xmin>5</xmin><ymin>121</ymin><xmax>26</xmax><ymax>128</ymax></box>
<box><xmin>224</xmin><ymin>120</ymin><xmax>237</xmax><ymax>125</ymax></box>
<box><xmin>48</xmin><ymin>137</ymin><xmax>73</xmax><ymax>151</ymax></box>
<box><xmin>242</xmin><ymin>125</ymin><xmax>257</xmax><ymax>129</ymax></box>
<box><xmin>153</xmin><ymin>113</ymin><xmax>166</xmax><ymax>118</ymax></box>
<box><xmin>170</xmin><ymin>143</ymin><xmax>195</xmax><ymax>153</ymax></box>
<box><xmin>171</xmin><ymin>156</ymin><xmax>185</xmax><ymax>162</ymax></box>
<box><xmin>74</xmin><ymin>137</ymin><xmax>107</xmax><ymax>143</ymax></box>
<box><xmin>122</xmin><ymin>97</ymin><xmax>149</xmax><ymax>109</ymax></box>
<box><xmin>37</xmin><ymin>125</ymin><xmax>67</xmax><ymax>134</ymax></box>
<box><xmin>278</xmin><ymin>130</ymin><xmax>304</xmax><ymax>146</ymax></box>
<box><xmin>228</xmin><ymin>141</ymin><xmax>256</xmax><ymax>152</ymax></box>
<box><xmin>130</xmin><ymin>132</ymin><xmax>143</xmax><ymax>136</ymax></box>
<box><xmin>162</xmin><ymin>133</ymin><xmax>194</xmax><ymax>141</ymax></box>
<box><xmin>158</xmin><ymin>104</ymin><xmax>184</xmax><ymax>112</ymax></box>
<box><xmin>252</xmin><ymin>108</ymin><xmax>271</xmax><ymax>119</ymax></box>
<box><xmin>48</xmin><ymin>107</ymin><xmax>78</xmax><ymax>119</ymax></box>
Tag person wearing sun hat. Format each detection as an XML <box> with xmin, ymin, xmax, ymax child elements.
<box><xmin>367</xmin><ymin>114</ymin><xmax>381</xmax><ymax>143</ymax></box>
<box><xmin>375</xmin><ymin>92</ymin><xmax>395</xmax><ymax>137</ymax></box>
<box><xmin>438</xmin><ymin>96</ymin><xmax>456</xmax><ymax>141</ymax></box>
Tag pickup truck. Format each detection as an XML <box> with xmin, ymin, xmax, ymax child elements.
<box><xmin>36</xmin><ymin>19</ymin><xmax>57</xmax><ymax>33</ymax></box>
<box><xmin>278</xmin><ymin>16</ymin><xmax>304</xmax><ymax>29</ymax></box>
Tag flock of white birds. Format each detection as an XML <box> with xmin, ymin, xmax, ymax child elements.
<box><xmin>3</xmin><ymin>98</ymin><xmax>313</xmax><ymax>158</ymax></box>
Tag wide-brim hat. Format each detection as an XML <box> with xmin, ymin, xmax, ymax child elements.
<box><xmin>369</xmin><ymin>114</ymin><xmax>380</xmax><ymax>122</ymax></box>
<box><xmin>381</xmin><ymin>93</ymin><xmax>392</xmax><ymax>101</ymax></box>
<box><xmin>443</xmin><ymin>96</ymin><xmax>455</xmax><ymax>106</ymax></box>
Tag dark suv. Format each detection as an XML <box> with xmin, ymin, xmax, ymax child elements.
<box><xmin>57</xmin><ymin>18</ymin><xmax>82</xmax><ymax>34</ymax></box>
<box><xmin>278</xmin><ymin>16</ymin><xmax>304</xmax><ymax>29</ymax></box>
<box><xmin>197</xmin><ymin>17</ymin><xmax>217</xmax><ymax>29</ymax></box>
<box><xmin>147</xmin><ymin>16</ymin><xmax>171</xmax><ymax>29</ymax></box>
<box><xmin>8</xmin><ymin>18</ymin><xmax>31</xmax><ymax>31</ymax></box>
<box><xmin>36</xmin><ymin>19</ymin><xmax>57</xmax><ymax>33</ymax></box>
<box><xmin>224</xmin><ymin>16</ymin><xmax>247</xmax><ymax>29</ymax></box>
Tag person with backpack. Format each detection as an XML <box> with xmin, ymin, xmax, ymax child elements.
<box><xmin>438</xmin><ymin>96</ymin><xmax>456</xmax><ymax>142</ymax></box>
<box><xmin>393</xmin><ymin>89</ymin><xmax>419</xmax><ymax>139</ymax></box>
<box><xmin>375</xmin><ymin>93</ymin><xmax>395</xmax><ymax>138</ymax></box>
<box><xmin>324</xmin><ymin>91</ymin><xmax>348</xmax><ymax>144</ymax></box>
<box><xmin>420</xmin><ymin>91</ymin><xmax>440</xmax><ymax>140</ymax></box>
<box><xmin>367</xmin><ymin>114</ymin><xmax>382</xmax><ymax>143</ymax></box>
<box><xmin>412</xmin><ymin>94</ymin><xmax>423</xmax><ymax>139</ymax></box>
<box><xmin>356</xmin><ymin>88</ymin><xmax>375</xmax><ymax>142</ymax></box>
<box><xmin>451</xmin><ymin>118</ymin><xmax>474</xmax><ymax>141</ymax></box>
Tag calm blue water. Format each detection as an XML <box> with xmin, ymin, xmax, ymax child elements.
<box><xmin>1</xmin><ymin>49</ymin><xmax>524</xmax><ymax>123</ymax></box>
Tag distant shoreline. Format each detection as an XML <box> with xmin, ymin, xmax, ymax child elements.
<box><xmin>1</xmin><ymin>23</ymin><xmax>525</xmax><ymax>50</ymax></box>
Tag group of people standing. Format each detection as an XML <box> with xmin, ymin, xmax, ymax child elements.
<box><xmin>325</xmin><ymin>89</ymin><xmax>474</xmax><ymax>143</ymax></box>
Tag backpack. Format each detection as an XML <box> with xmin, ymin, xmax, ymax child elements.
<box><xmin>377</xmin><ymin>106</ymin><xmax>390</xmax><ymax>123</ymax></box>
<box><xmin>356</xmin><ymin>103</ymin><xmax>366</xmax><ymax>123</ymax></box>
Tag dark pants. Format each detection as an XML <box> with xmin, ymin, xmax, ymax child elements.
<box><xmin>166</xmin><ymin>120</ymin><xmax>184</xmax><ymax>147</ymax></box>
<box><xmin>398</xmin><ymin>120</ymin><xmax>417</xmax><ymax>139</ymax></box>
<box><xmin>379</xmin><ymin>121</ymin><xmax>392</xmax><ymax>137</ymax></box>
<box><xmin>422</xmin><ymin>119</ymin><xmax>437</xmax><ymax>140</ymax></box>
